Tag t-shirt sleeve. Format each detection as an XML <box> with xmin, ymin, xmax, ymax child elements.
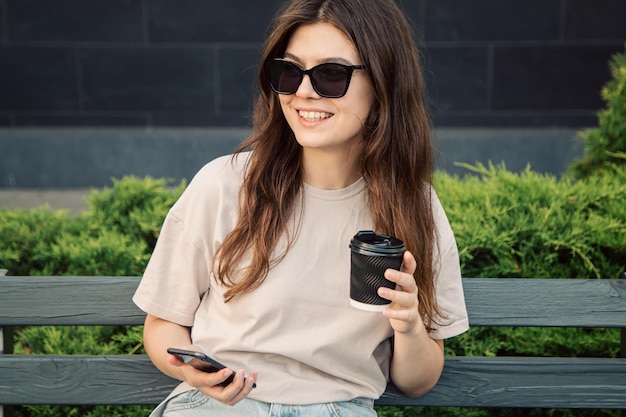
<box><xmin>132</xmin><ymin>212</ymin><xmax>211</xmax><ymax>327</ymax></box>
<box><xmin>132</xmin><ymin>154</ymin><xmax>244</xmax><ymax>326</ymax></box>
<box><xmin>429</xmin><ymin>192</ymin><xmax>469</xmax><ymax>340</ymax></box>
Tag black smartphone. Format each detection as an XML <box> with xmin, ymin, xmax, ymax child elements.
<box><xmin>166</xmin><ymin>347</ymin><xmax>256</xmax><ymax>388</ymax></box>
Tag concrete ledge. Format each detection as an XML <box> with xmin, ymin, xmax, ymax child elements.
<box><xmin>1</xmin><ymin>127</ymin><xmax>584</xmax><ymax>188</ymax></box>
<box><xmin>0</xmin><ymin>188</ymin><xmax>91</xmax><ymax>215</ymax></box>
<box><xmin>434</xmin><ymin>127</ymin><xmax>584</xmax><ymax>176</ymax></box>
<box><xmin>1</xmin><ymin>128</ymin><xmax>247</xmax><ymax>188</ymax></box>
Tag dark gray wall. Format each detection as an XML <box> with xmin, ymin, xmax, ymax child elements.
<box><xmin>0</xmin><ymin>1</ymin><xmax>622</xmax><ymax>188</ymax></box>
<box><xmin>1</xmin><ymin>0</ymin><xmax>624</xmax><ymax>128</ymax></box>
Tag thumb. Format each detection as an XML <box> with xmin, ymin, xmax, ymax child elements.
<box><xmin>168</xmin><ymin>353</ymin><xmax>185</xmax><ymax>367</ymax></box>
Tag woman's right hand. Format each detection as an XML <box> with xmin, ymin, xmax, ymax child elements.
<box><xmin>143</xmin><ymin>314</ymin><xmax>257</xmax><ymax>406</ymax></box>
<box><xmin>168</xmin><ymin>347</ymin><xmax>258</xmax><ymax>406</ymax></box>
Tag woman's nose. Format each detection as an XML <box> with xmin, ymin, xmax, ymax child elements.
<box><xmin>295</xmin><ymin>74</ymin><xmax>321</xmax><ymax>98</ymax></box>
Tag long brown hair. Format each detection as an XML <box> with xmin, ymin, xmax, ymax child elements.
<box><xmin>215</xmin><ymin>0</ymin><xmax>441</xmax><ymax>330</ymax></box>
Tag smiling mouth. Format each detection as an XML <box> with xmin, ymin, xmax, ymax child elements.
<box><xmin>298</xmin><ymin>110</ymin><xmax>333</xmax><ymax>122</ymax></box>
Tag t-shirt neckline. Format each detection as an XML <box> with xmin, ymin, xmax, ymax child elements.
<box><xmin>303</xmin><ymin>177</ymin><xmax>366</xmax><ymax>201</ymax></box>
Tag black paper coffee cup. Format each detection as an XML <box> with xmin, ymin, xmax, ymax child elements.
<box><xmin>349</xmin><ymin>230</ymin><xmax>406</xmax><ymax>311</ymax></box>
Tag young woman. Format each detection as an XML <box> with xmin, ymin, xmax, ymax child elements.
<box><xmin>133</xmin><ymin>0</ymin><xmax>469</xmax><ymax>415</ymax></box>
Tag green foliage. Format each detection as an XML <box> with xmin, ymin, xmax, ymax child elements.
<box><xmin>0</xmin><ymin>207</ymin><xmax>84</xmax><ymax>275</ymax></box>
<box><xmin>376</xmin><ymin>406</ymin><xmax>616</xmax><ymax>417</ymax></box>
<box><xmin>571</xmin><ymin>44</ymin><xmax>626</xmax><ymax>178</ymax></box>
<box><xmin>444</xmin><ymin>326</ymin><xmax>620</xmax><ymax>359</ymax></box>
<box><xmin>436</xmin><ymin>162</ymin><xmax>626</xmax><ymax>280</ymax></box>
<box><xmin>86</xmin><ymin>176</ymin><xmax>186</xmax><ymax>252</ymax></box>
<box><xmin>2</xmin><ymin>169</ymin><xmax>624</xmax><ymax>417</ymax></box>
<box><xmin>1</xmin><ymin>176</ymin><xmax>183</xmax><ymax>417</ymax></box>
<box><xmin>15</xmin><ymin>404</ymin><xmax>152</xmax><ymax>417</ymax></box>
<box><xmin>0</xmin><ymin>176</ymin><xmax>184</xmax><ymax>277</ymax></box>
<box><xmin>377</xmin><ymin>406</ymin><xmax>492</xmax><ymax>417</ymax></box>
<box><xmin>15</xmin><ymin>325</ymin><xmax>144</xmax><ymax>356</ymax></box>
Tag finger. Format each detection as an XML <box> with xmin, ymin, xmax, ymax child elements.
<box><xmin>382</xmin><ymin>306</ymin><xmax>415</xmax><ymax>321</ymax></box>
<box><xmin>184</xmin><ymin>366</ymin><xmax>233</xmax><ymax>389</ymax></box>
<box><xmin>195</xmin><ymin>369</ymin><xmax>239</xmax><ymax>404</ymax></box>
<box><xmin>216</xmin><ymin>368</ymin><xmax>236</xmax><ymax>386</ymax></box>
<box><xmin>218</xmin><ymin>370</ymin><xmax>256</xmax><ymax>405</ymax></box>
<box><xmin>246</xmin><ymin>371</ymin><xmax>258</xmax><ymax>389</ymax></box>
<box><xmin>384</xmin><ymin>268</ymin><xmax>417</xmax><ymax>293</ymax></box>
<box><xmin>400</xmin><ymin>250</ymin><xmax>417</xmax><ymax>274</ymax></box>
<box><xmin>233</xmin><ymin>370</ymin><xmax>258</xmax><ymax>394</ymax></box>
<box><xmin>378</xmin><ymin>286</ymin><xmax>417</xmax><ymax>307</ymax></box>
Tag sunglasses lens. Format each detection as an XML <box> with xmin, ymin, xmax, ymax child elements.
<box><xmin>268</xmin><ymin>60</ymin><xmax>353</xmax><ymax>98</ymax></box>
<box><xmin>268</xmin><ymin>60</ymin><xmax>302</xmax><ymax>94</ymax></box>
<box><xmin>311</xmin><ymin>64</ymin><xmax>350</xmax><ymax>97</ymax></box>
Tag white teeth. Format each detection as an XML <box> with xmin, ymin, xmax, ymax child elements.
<box><xmin>298</xmin><ymin>110</ymin><xmax>332</xmax><ymax>121</ymax></box>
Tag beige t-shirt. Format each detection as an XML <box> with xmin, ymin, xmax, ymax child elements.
<box><xmin>133</xmin><ymin>152</ymin><xmax>469</xmax><ymax>405</ymax></box>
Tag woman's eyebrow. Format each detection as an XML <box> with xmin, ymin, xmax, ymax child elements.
<box><xmin>283</xmin><ymin>52</ymin><xmax>300</xmax><ymax>62</ymax></box>
<box><xmin>283</xmin><ymin>51</ymin><xmax>354</xmax><ymax>66</ymax></box>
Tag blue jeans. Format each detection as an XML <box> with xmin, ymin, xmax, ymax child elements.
<box><xmin>160</xmin><ymin>389</ymin><xmax>378</xmax><ymax>417</ymax></box>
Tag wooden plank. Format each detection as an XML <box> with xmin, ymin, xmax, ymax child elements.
<box><xmin>0</xmin><ymin>355</ymin><xmax>625</xmax><ymax>408</ymax></box>
<box><xmin>1</xmin><ymin>277</ymin><xmax>625</xmax><ymax>327</ymax></box>
<box><xmin>0</xmin><ymin>276</ymin><xmax>146</xmax><ymax>326</ymax></box>
<box><xmin>0</xmin><ymin>355</ymin><xmax>176</xmax><ymax>405</ymax></box>
<box><xmin>381</xmin><ymin>356</ymin><xmax>626</xmax><ymax>408</ymax></box>
<box><xmin>463</xmin><ymin>278</ymin><xmax>626</xmax><ymax>327</ymax></box>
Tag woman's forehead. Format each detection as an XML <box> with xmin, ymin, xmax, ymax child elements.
<box><xmin>284</xmin><ymin>23</ymin><xmax>360</xmax><ymax>65</ymax></box>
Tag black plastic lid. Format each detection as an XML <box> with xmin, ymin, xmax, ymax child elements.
<box><xmin>349</xmin><ymin>230</ymin><xmax>405</xmax><ymax>255</ymax></box>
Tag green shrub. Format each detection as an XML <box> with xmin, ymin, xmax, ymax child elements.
<box><xmin>1</xmin><ymin>176</ymin><xmax>184</xmax><ymax>417</ymax></box>
<box><xmin>0</xmin><ymin>207</ymin><xmax>84</xmax><ymax>275</ymax></box>
<box><xmin>438</xmin><ymin>162</ymin><xmax>626</xmax><ymax>280</ymax></box>
<box><xmin>2</xmin><ymin>168</ymin><xmax>624</xmax><ymax>417</ymax></box>
<box><xmin>86</xmin><ymin>176</ymin><xmax>186</xmax><ymax>252</ymax></box>
<box><xmin>571</xmin><ymin>44</ymin><xmax>626</xmax><ymax>178</ymax></box>
<box><xmin>0</xmin><ymin>176</ymin><xmax>185</xmax><ymax>277</ymax></box>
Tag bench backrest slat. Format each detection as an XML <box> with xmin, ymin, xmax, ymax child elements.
<box><xmin>463</xmin><ymin>278</ymin><xmax>626</xmax><ymax>327</ymax></box>
<box><xmin>0</xmin><ymin>276</ymin><xmax>145</xmax><ymax>326</ymax></box>
<box><xmin>1</xmin><ymin>277</ymin><xmax>625</xmax><ymax>327</ymax></box>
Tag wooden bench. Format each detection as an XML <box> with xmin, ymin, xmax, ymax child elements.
<box><xmin>1</xmin><ymin>276</ymin><xmax>625</xmax><ymax>411</ymax></box>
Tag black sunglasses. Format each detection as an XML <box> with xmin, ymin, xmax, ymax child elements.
<box><xmin>267</xmin><ymin>58</ymin><xmax>365</xmax><ymax>98</ymax></box>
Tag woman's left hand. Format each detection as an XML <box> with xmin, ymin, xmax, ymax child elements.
<box><xmin>378</xmin><ymin>251</ymin><xmax>424</xmax><ymax>335</ymax></box>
